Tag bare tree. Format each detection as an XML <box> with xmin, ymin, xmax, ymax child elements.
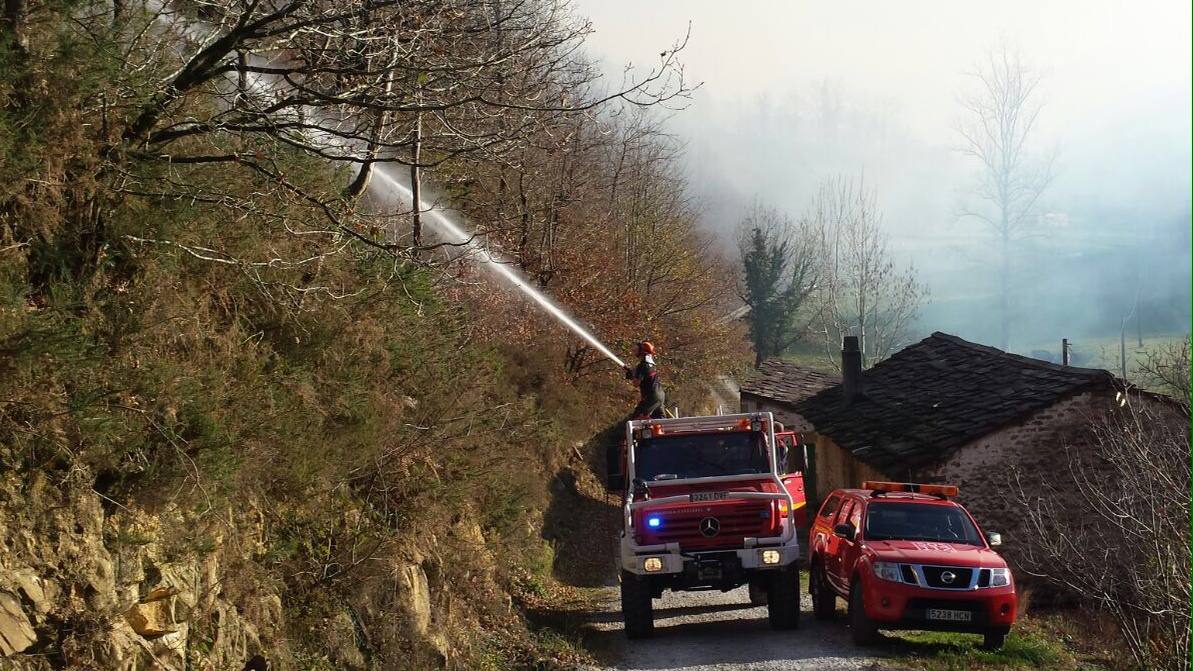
<box><xmin>5</xmin><ymin>0</ymin><xmax>694</xmax><ymax>292</ymax></box>
<box><xmin>1134</xmin><ymin>336</ymin><xmax>1191</xmax><ymax>399</ymax></box>
<box><xmin>812</xmin><ymin>177</ymin><xmax>926</xmax><ymax>368</ymax></box>
<box><xmin>735</xmin><ymin>201</ymin><xmax>820</xmax><ymax>367</ymax></box>
<box><xmin>957</xmin><ymin>42</ymin><xmax>1054</xmax><ymax>351</ymax></box>
<box><xmin>1010</xmin><ymin>397</ymin><xmax>1190</xmax><ymax>671</ymax></box>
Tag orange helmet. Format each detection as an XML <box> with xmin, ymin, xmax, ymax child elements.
<box><xmin>636</xmin><ymin>341</ymin><xmax>656</xmax><ymax>356</ymax></box>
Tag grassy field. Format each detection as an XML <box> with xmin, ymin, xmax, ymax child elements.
<box><xmin>1021</xmin><ymin>333</ymin><xmax>1187</xmax><ymax>371</ymax></box>
<box><xmin>887</xmin><ymin>612</ymin><xmax>1123</xmax><ymax>671</ymax></box>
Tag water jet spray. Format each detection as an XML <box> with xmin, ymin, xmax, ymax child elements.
<box><xmin>370</xmin><ymin>166</ymin><xmax>626</xmax><ymax>368</ymax></box>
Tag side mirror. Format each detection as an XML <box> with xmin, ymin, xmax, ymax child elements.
<box><xmin>631</xmin><ymin>478</ymin><xmax>650</xmax><ymax>498</ymax></box>
<box><xmin>791</xmin><ymin>445</ymin><xmax>807</xmax><ymax>474</ymax></box>
<box><xmin>604</xmin><ymin>442</ymin><xmax>625</xmax><ymax>493</ymax></box>
<box><xmin>833</xmin><ymin>522</ymin><xmax>856</xmax><ymax>540</ymax></box>
<box><xmin>607</xmin><ymin>473</ymin><xmax>625</xmax><ymax>493</ymax></box>
<box><xmin>986</xmin><ymin>531</ymin><xmax>1002</xmax><ymax>547</ymax></box>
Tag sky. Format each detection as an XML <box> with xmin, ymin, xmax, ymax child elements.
<box><xmin>572</xmin><ymin>0</ymin><xmax>1192</xmax><ymax>351</ymax></box>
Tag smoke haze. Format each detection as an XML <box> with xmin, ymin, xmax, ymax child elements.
<box><xmin>574</xmin><ymin>0</ymin><xmax>1191</xmax><ymax>353</ymax></box>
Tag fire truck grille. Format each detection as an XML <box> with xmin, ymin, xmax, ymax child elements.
<box><xmin>921</xmin><ymin>566</ymin><xmax>975</xmax><ymax>589</ymax></box>
<box><xmin>644</xmin><ymin>503</ymin><xmax>776</xmax><ymax>549</ymax></box>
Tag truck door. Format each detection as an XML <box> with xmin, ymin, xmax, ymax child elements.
<box><xmin>811</xmin><ymin>493</ymin><xmax>842</xmax><ymax>570</ymax></box>
<box><xmin>774</xmin><ymin>431</ymin><xmax>807</xmax><ymax>526</ymax></box>
<box><xmin>825</xmin><ymin>498</ymin><xmax>855</xmax><ymax>592</ymax></box>
<box><xmin>836</xmin><ymin>500</ymin><xmax>865</xmax><ymax>593</ymax></box>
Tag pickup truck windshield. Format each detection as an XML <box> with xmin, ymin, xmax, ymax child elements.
<box><xmin>635</xmin><ymin>431</ymin><xmax>770</xmax><ymax>481</ymax></box>
<box><xmin>864</xmin><ymin>502</ymin><xmax>983</xmax><ymax>545</ymax></box>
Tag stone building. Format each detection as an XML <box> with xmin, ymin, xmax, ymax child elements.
<box><xmin>740</xmin><ymin>332</ymin><xmax>1182</xmax><ymax>539</ymax></box>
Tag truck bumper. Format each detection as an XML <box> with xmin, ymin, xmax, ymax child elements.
<box><xmin>860</xmin><ymin>576</ymin><xmax>1017</xmax><ymax>631</ymax></box>
<box><xmin>620</xmin><ymin>533</ymin><xmax>801</xmax><ymax>577</ymax></box>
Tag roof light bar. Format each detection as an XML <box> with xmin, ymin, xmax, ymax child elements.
<box><xmin>863</xmin><ymin>481</ymin><xmax>959</xmax><ymax>498</ymax></box>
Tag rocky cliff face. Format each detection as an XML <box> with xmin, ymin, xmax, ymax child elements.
<box><xmin>0</xmin><ymin>469</ymin><xmax>284</xmax><ymax>670</ymax></box>
<box><xmin>0</xmin><ymin>466</ymin><xmax>532</xmax><ymax>670</ymax></box>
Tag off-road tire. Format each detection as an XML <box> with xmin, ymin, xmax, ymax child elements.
<box><xmin>620</xmin><ymin>570</ymin><xmax>654</xmax><ymax>639</ymax></box>
<box><xmin>748</xmin><ymin>580</ymin><xmax>769</xmax><ymax>606</ymax></box>
<box><xmin>766</xmin><ymin>567</ymin><xmax>801</xmax><ymax>629</ymax></box>
<box><xmin>982</xmin><ymin>629</ymin><xmax>1008</xmax><ymax>650</ymax></box>
<box><xmin>810</xmin><ymin>563</ymin><xmax>836</xmax><ymax>620</ymax></box>
<box><xmin>849</xmin><ymin>579</ymin><xmax>879</xmax><ymax>646</ymax></box>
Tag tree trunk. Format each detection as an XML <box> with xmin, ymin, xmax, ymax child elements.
<box><xmin>410</xmin><ymin>111</ymin><xmax>422</xmax><ymax>248</ymax></box>
<box><xmin>999</xmin><ymin>230</ymin><xmax>1010</xmax><ymax>350</ymax></box>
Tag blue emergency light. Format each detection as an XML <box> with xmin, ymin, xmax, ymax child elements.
<box><xmin>647</xmin><ymin>515</ymin><xmax>662</xmax><ymax>529</ymax></box>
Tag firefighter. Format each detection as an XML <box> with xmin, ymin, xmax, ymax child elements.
<box><xmin>625</xmin><ymin>341</ymin><xmax>666</xmax><ymax>419</ymax></box>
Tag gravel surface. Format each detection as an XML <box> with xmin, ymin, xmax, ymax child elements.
<box><xmin>580</xmin><ymin>583</ymin><xmax>904</xmax><ymax>671</ymax></box>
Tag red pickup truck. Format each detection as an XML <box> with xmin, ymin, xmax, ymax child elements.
<box><xmin>807</xmin><ymin>482</ymin><xmax>1016</xmax><ymax>649</ymax></box>
<box><xmin>606</xmin><ymin>413</ymin><xmax>807</xmax><ymax>638</ymax></box>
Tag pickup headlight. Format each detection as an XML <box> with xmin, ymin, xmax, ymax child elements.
<box><xmin>872</xmin><ymin>561</ymin><xmax>901</xmax><ymax>582</ymax></box>
<box><xmin>990</xmin><ymin>567</ymin><xmax>1011</xmax><ymax>587</ymax></box>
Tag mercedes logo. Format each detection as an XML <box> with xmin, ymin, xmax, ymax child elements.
<box><xmin>699</xmin><ymin>517</ymin><xmax>720</xmax><ymax>537</ymax></box>
<box><xmin>941</xmin><ymin>571</ymin><xmax>957</xmax><ymax>584</ymax></box>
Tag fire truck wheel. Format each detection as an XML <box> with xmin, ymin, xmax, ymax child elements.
<box><xmin>982</xmin><ymin>629</ymin><xmax>1007</xmax><ymax>650</ymax></box>
<box><xmin>766</xmin><ymin>567</ymin><xmax>801</xmax><ymax>629</ymax></box>
<box><xmin>810</xmin><ymin>564</ymin><xmax>836</xmax><ymax>621</ymax></box>
<box><xmin>620</xmin><ymin>570</ymin><xmax>654</xmax><ymax>639</ymax></box>
<box><xmin>849</xmin><ymin>579</ymin><xmax>879</xmax><ymax>646</ymax></box>
<box><xmin>748</xmin><ymin>580</ymin><xmax>769</xmax><ymax>605</ymax></box>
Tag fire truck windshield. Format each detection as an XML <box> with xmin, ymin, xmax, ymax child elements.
<box><xmin>635</xmin><ymin>431</ymin><xmax>770</xmax><ymax>481</ymax></box>
<box><xmin>864</xmin><ymin>502</ymin><xmax>983</xmax><ymax>545</ymax></box>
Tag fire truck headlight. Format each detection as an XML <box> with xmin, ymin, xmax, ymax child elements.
<box><xmin>760</xmin><ymin>549</ymin><xmax>781</xmax><ymax>565</ymax></box>
<box><xmin>990</xmin><ymin>567</ymin><xmax>1011</xmax><ymax>587</ymax></box>
<box><xmin>872</xmin><ymin>561</ymin><xmax>901</xmax><ymax>582</ymax></box>
<box><xmin>643</xmin><ymin>557</ymin><xmax>664</xmax><ymax>573</ymax></box>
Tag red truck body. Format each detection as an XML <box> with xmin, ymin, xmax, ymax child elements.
<box><xmin>808</xmin><ymin>482</ymin><xmax>1017</xmax><ymax>649</ymax></box>
<box><xmin>608</xmin><ymin>413</ymin><xmax>806</xmax><ymax>637</ymax></box>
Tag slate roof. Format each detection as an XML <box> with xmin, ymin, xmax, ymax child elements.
<box><xmin>789</xmin><ymin>332</ymin><xmax>1119</xmax><ymax>472</ymax></box>
<box><xmin>740</xmin><ymin>359</ymin><xmax>841</xmax><ymax>407</ymax></box>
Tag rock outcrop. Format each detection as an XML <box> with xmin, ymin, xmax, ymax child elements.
<box><xmin>0</xmin><ymin>469</ymin><xmax>282</xmax><ymax>671</ymax></box>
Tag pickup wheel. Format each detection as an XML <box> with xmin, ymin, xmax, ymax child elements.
<box><xmin>809</xmin><ymin>564</ymin><xmax>836</xmax><ymax>620</ymax></box>
<box><xmin>982</xmin><ymin>629</ymin><xmax>1008</xmax><ymax>650</ymax></box>
<box><xmin>766</xmin><ymin>567</ymin><xmax>801</xmax><ymax>630</ymax></box>
<box><xmin>620</xmin><ymin>570</ymin><xmax>654</xmax><ymax>639</ymax></box>
<box><xmin>849</xmin><ymin>579</ymin><xmax>879</xmax><ymax>646</ymax></box>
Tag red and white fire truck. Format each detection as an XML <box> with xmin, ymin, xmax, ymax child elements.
<box><xmin>606</xmin><ymin>412</ymin><xmax>807</xmax><ymax>638</ymax></box>
<box><xmin>808</xmin><ymin>482</ymin><xmax>1017</xmax><ymax>649</ymax></box>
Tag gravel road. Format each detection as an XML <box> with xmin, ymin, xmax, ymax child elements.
<box><xmin>579</xmin><ymin>583</ymin><xmax>904</xmax><ymax>671</ymax></box>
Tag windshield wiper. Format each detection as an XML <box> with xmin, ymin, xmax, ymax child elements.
<box><xmin>652</xmin><ymin>473</ymin><xmax>679</xmax><ymax>481</ymax></box>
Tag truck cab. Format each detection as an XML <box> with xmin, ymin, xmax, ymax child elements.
<box><xmin>807</xmin><ymin>482</ymin><xmax>1017</xmax><ymax>650</ymax></box>
<box><xmin>608</xmin><ymin>412</ymin><xmax>805</xmax><ymax>638</ymax></box>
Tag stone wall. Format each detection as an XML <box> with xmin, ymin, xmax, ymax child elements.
<box><xmin>924</xmin><ymin>390</ymin><xmax>1113</xmax><ymax>561</ymax></box>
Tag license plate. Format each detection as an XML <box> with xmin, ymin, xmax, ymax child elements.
<box><xmin>690</xmin><ymin>491</ymin><xmax>728</xmax><ymax>502</ymax></box>
<box><xmin>697</xmin><ymin>564</ymin><xmax>723</xmax><ymax>580</ymax></box>
<box><xmin>926</xmin><ymin>608</ymin><xmax>973</xmax><ymax>622</ymax></box>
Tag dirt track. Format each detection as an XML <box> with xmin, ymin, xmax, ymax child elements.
<box><xmin>577</xmin><ymin>583</ymin><xmax>903</xmax><ymax>671</ymax></box>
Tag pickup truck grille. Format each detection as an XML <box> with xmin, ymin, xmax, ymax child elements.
<box><xmin>921</xmin><ymin>566</ymin><xmax>975</xmax><ymax>589</ymax></box>
<box><xmin>893</xmin><ymin>564</ymin><xmax>982</xmax><ymax>589</ymax></box>
<box><xmin>641</xmin><ymin>503</ymin><xmax>777</xmax><ymax>549</ymax></box>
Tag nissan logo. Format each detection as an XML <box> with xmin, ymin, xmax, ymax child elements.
<box><xmin>699</xmin><ymin>517</ymin><xmax>720</xmax><ymax>537</ymax></box>
<box><xmin>941</xmin><ymin>571</ymin><xmax>957</xmax><ymax>584</ymax></box>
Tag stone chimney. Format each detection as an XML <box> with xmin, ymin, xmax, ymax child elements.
<box><xmin>842</xmin><ymin>336</ymin><xmax>864</xmax><ymax>404</ymax></box>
